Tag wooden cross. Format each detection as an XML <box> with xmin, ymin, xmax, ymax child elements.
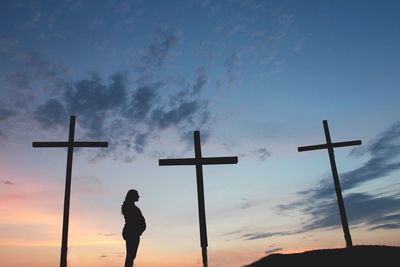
<box><xmin>33</xmin><ymin>115</ymin><xmax>108</xmax><ymax>267</ymax></box>
<box><xmin>298</xmin><ymin>120</ymin><xmax>361</xmax><ymax>248</ymax></box>
<box><xmin>159</xmin><ymin>130</ymin><xmax>238</xmax><ymax>267</ymax></box>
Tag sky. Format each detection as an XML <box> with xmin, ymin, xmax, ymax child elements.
<box><xmin>0</xmin><ymin>0</ymin><xmax>399</xmax><ymax>266</ymax></box>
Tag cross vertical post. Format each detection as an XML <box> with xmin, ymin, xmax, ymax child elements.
<box><xmin>194</xmin><ymin>131</ymin><xmax>208</xmax><ymax>265</ymax></box>
<box><xmin>60</xmin><ymin>115</ymin><xmax>75</xmax><ymax>267</ymax></box>
<box><xmin>159</xmin><ymin>130</ymin><xmax>238</xmax><ymax>267</ymax></box>
<box><xmin>323</xmin><ymin>120</ymin><xmax>353</xmax><ymax>248</ymax></box>
<box><xmin>298</xmin><ymin>120</ymin><xmax>361</xmax><ymax>248</ymax></box>
<box><xmin>33</xmin><ymin>115</ymin><xmax>108</xmax><ymax>267</ymax></box>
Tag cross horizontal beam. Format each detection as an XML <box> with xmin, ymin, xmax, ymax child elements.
<box><xmin>298</xmin><ymin>140</ymin><xmax>361</xmax><ymax>152</ymax></box>
<box><xmin>159</xmin><ymin>156</ymin><xmax>238</xmax><ymax>166</ymax></box>
<box><xmin>32</xmin><ymin>142</ymin><xmax>108</xmax><ymax>148</ymax></box>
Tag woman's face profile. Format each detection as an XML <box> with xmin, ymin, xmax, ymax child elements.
<box><xmin>127</xmin><ymin>190</ymin><xmax>139</xmax><ymax>202</ymax></box>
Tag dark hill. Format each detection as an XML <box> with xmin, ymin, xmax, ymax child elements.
<box><xmin>246</xmin><ymin>245</ymin><xmax>400</xmax><ymax>267</ymax></box>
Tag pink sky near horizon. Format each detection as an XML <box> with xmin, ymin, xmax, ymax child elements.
<box><xmin>1</xmin><ymin>168</ymin><xmax>399</xmax><ymax>267</ymax></box>
<box><xmin>1</xmin><ymin>140</ymin><xmax>400</xmax><ymax>267</ymax></box>
<box><xmin>1</xmin><ymin>132</ymin><xmax>400</xmax><ymax>266</ymax></box>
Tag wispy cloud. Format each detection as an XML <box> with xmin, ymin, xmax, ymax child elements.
<box><xmin>239</xmin><ymin>147</ymin><xmax>272</xmax><ymax>162</ymax></box>
<box><xmin>225</xmin><ymin>52</ymin><xmax>241</xmax><ymax>85</ymax></box>
<box><xmin>243</xmin><ymin>231</ymin><xmax>291</xmax><ymax>241</ymax></box>
<box><xmin>0</xmin><ymin>37</ymin><xmax>19</xmax><ymax>54</ymax></box>
<box><xmin>1</xmin><ymin>40</ymin><xmax>69</xmax><ymax>119</ymax></box>
<box><xmin>254</xmin><ymin>148</ymin><xmax>271</xmax><ymax>161</ymax></box>
<box><xmin>0</xmin><ymin>108</ymin><xmax>15</xmax><ymax>121</ymax></box>
<box><xmin>297</xmin><ymin>192</ymin><xmax>400</xmax><ymax>232</ymax></box>
<box><xmin>1</xmin><ymin>180</ymin><xmax>15</xmax><ymax>185</ymax></box>
<box><xmin>368</xmin><ymin>223</ymin><xmax>400</xmax><ymax>231</ymax></box>
<box><xmin>300</xmin><ymin>121</ymin><xmax>400</xmax><ymax>199</ymax></box>
<box><xmin>97</xmin><ymin>233</ymin><xmax>116</xmax><ymax>237</ymax></box>
<box><xmin>239</xmin><ymin>122</ymin><xmax>400</xmax><ymax>241</ymax></box>
<box><xmin>34</xmin><ymin>98</ymin><xmax>68</xmax><ymax>129</ymax></box>
<box><xmin>265</xmin><ymin>247</ymin><xmax>283</xmax><ymax>254</ymax></box>
<box><xmin>236</xmin><ymin>198</ymin><xmax>255</xmax><ymax>210</ymax></box>
<box><xmin>273</xmin><ymin>121</ymin><xmax>400</xmax><ymax>235</ymax></box>
<box><xmin>221</xmin><ymin>229</ymin><xmax>245</xmax><ymax>237</ymax></box>
<box><xmin>135</xmin><ymin>28</ymin><xmax>181</xmax><ymax>82</ymax></box>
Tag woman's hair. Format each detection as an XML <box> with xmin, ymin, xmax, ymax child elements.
<box><xmin>121</xmin><ymin>189</ymin><xmax>138</xmax><ymax>215</ymax></box>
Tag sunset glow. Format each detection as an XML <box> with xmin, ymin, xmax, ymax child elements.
<box><xmin>1</xmin><ymin>1</ymin><xmax>400</xmax><ymax>266</ymax></box>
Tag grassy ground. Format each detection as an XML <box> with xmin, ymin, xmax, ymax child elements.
<box><xmin>246</xmin><ymin>245</ymin><xmax>400</xmax><ymax>267</ymax></box>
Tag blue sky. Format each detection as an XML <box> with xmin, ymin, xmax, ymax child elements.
<box><xmin>0</xmin><ymin>1</ymin><xmax>399</xmax><ymax>266</ymax></box>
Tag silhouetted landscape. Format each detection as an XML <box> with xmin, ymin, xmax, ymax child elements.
<box><xmin>246</xmin><ymin>245</ymin><xmax>400</xmax><ymax>267</ymax></box>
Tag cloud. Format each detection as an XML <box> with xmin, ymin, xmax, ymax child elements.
<box><xmin>3</xmin><ymin>51</ymin><xmax>68</xmax><ymax>94</ymax></box>
<box><xmin>0</xmin><ymin>108</ymin><xmax>15</xmax><ymax>121</ymax></box>
<box><xmin>82</xmin><ymin>75</ymin><xmax>209</xmax><ymax>160</ymax></box>
<box><xmin>254</xmin><ymin>148</ymin><xmax>271</xmax><ymax>161</ymax></box>
<box><xmin>239</xmin><ymin>202</ymin><xmax>252</xmax><ymax>210</ymax></box>
<box><xmin>368</xmin><ymin>223</ymin><xmax>400</xmax><ymax>231</ymax></box>
<box><xmin>65</xmin><ymin>0</ymin><xmax>85</xmax><ymax>11</ymax></box>
<box><xmin>369</xmin><ymin>213</ymin><xmax>400</xmax><ymax>226</ymax></box>
<box><xmin>241</xmin><ymin>122</ymin><xmax>400</xmax><ymax>241</ymax></box>
<box><xmin>4</xmin><ymin>72</ymin><xmax>32</xmax><ymax>92</ymax></box>
<box><xmin>298</xmin><ymin>192</ymin><xmax>400</xmax><ymax>232</ymax></box>
<box><xmin>2</xmin><ymin>180</ymin><xmax>15</xmax><ymax>185</ymax></box>
<box><xmin>64</xmin><ymin>72</ymin><xmax>127</xmax><ymax>139</ymax></box>
<box><xmin>273</xmin><ymin>121</ymin><xmax>400</xmax><ymax>235</ymax></box>
<box><xmin>243</xmin><ymin>231</ymin><xmax>289</xmax><ymax>241</ymax></box>
<box><xmin>301</xmin><ymin>121</ymin><xmax>400</xmax><ymax>200</ymax></box>
<box><xmin>23</xmin><ymin>51</ymin><xmax>68</xmax><ymax>81</ymax></box>
<box><xmin>294</xmin><ymin>37</ymin><xmax>305</xmax><ymax>52</ymax></box>
<box><xmin>98</xmin><ymin>233</ymin><xmax>116</xmax><ymax>237</ymax></box>
<box><xmin>135</xmin><ymin>28</ymin><xmax>181</xmax><ymax>81</ymax></box>
<box><xmin>1</xmin><ymin>44</ymin><xmax>69</xmax><ymax>117</ymax></box>
<box><xmin>238</xmin><ymin>147</ymin><xmax>272</xmax><ymax>162</ymax></box>
<box><xmin>3</xmin><ymin>72</ymin><xmax>34</xmax><ymax>108</ymax></box>
<box><xmin>0</xmin><ymin>37</ymin><xmax>19</xmax><ymax>54</ymax></box>
<box><xmin>191</xmin><ymin>67</ymin><xmax>207</xmax><ymax>95</ymax></box>
<box><xmin>221</xmin><ymin>229</ymin><xmax>245</xmax><ymax>237</ymax></box>
<box><xmin>151</xmin><ymin>100</ymin><xmax>208</xmax><ymax>130</ymax></box>
<box><xmin>34</xmin><ymin>98</ymin><xmax>68</xmax><ymax>129</ymax></box>
<box><xmin>236</xmin><ymin>198</ymin><xmax>256</xmax><ymax>210</ymax></box>
<box><xmin>265</xmin><ymin>247</ymin><xmax>283</xmax><ymax>254</ymax></box>
<box><xmin>132</xmin><ymin>132</ymin><xmax>151</xmax><ymax>154</ymax></box>
<box><xmin>145</xmin><ymin>30</ymin><xmax>180</xmax><ymax>67</ymax></box>
<box><xmin>24</xmin><ymin>35</ymin><xmax>210</xmax><ymax>161</ymax></box>
<box><xmin>225</xmin><ymin>52</ymin><xmax>241</xmax><ymax>85</ymax></box>
<box><xmin>125</xmin><ymin>83</ymin><xmax>161</xmax><ymax>122</ymax></box>
<box><xmin>3</xmin><ymin>28</ymin><xmax>210</xmax><ymax>161</ymax></box>
<box><xmin>171</xmin><ymin>66</ymin><xmax>208</xmax><ymax>104</ymax></box>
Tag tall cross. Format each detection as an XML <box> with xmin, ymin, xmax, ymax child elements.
<box><xmin>159</xmin><ymin>130</ymin><xmax>238</xmax><ymax>267</ymax></box>
<box><xmin>33</xmin><ymin>115</ymin><xmax>108</xmax><ymax>267</ymax></box>
<box><xmin>298</xmin><ymin>120</ymin><xmax>361</xmax><ymax>248</ymax></box>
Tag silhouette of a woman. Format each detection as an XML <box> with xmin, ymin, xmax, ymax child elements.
<box><xmin>122</xmin><ymin>189</ymin><xmax>146</xmax><ymax>267</ymax></box>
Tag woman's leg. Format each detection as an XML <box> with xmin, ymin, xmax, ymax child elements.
<box><xmin>125</xmin><ymin>237</ymin><xmax>140</xmax><ymax>267</ymax></box>
<box><xmin>124</xmin><ymin>239</ymin><xmax>134</xmax><ymax>267</ymax></box>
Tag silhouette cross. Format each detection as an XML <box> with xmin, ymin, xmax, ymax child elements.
<box><xmin>159</xmin><ymin>130</ymin><xmax>238</xmax><ymax>267</ymax></box>
<box><xmin>298</xmin><ymin>120</ymin><xmax>361</xmax><ymax>248</ymax></box>
<box><xmin>33</xmin><ymin>115</ymin><xmax>108</xmax><ymax>267</ymax></box>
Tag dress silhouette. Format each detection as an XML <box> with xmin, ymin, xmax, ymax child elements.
<box><xmin>122</xmin><ymin>189</ymin><xmax>146</xmax><ymax>267</ymax></box>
